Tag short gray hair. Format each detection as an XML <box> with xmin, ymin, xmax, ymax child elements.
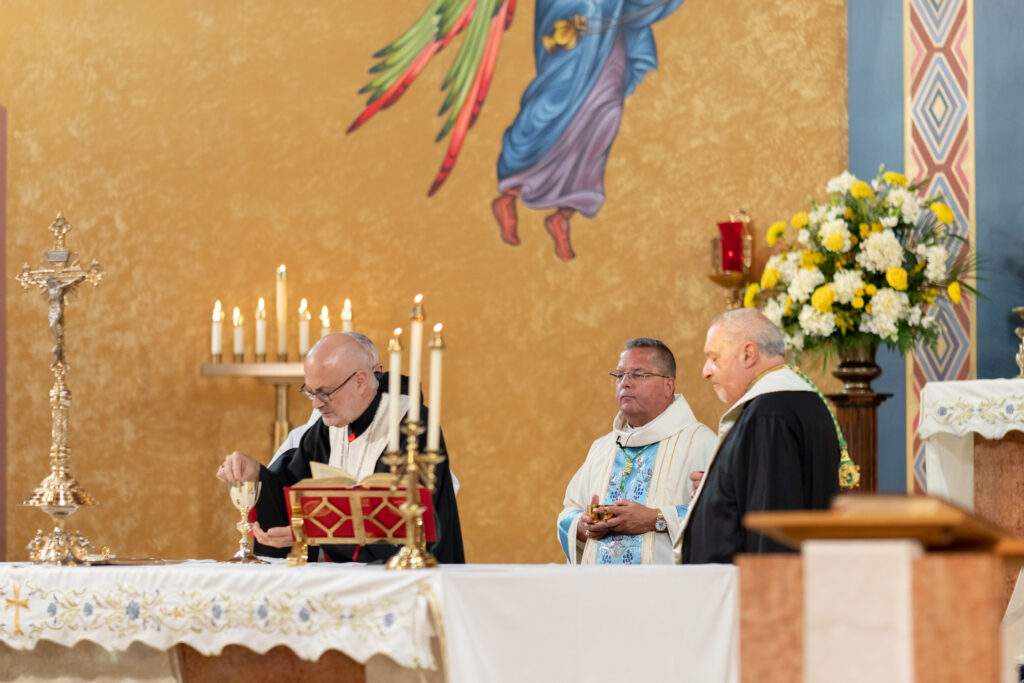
<box><xmin>342</xmin><ymin>331</ymin><xmax>381</xmax><ymax>371</ymax></box>
<box><xmin>709</xmin><ymin>309</ymin><xmax>786</xmax><ymax>358</ymax></box>
<box><xmin>623</xmin><ymin>337</ymin><xmax>676</xmax><ymax>377</ymax></box>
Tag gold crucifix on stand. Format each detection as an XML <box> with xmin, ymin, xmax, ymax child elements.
<box><xmin>17</xmin><ymin>213</ymin><xmax>106</xmax><ymax>565</ymax></box>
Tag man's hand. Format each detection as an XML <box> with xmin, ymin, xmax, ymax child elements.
<box><xmin>217</xmin><ymin>451</ymin><xmax>260</xmax><ymax>483</ymax></box>
<box><xmin>689</xmin><ymin>470</ymin><xmax>704</xmax><ymax>492</ymax></box>
<box><xmin>252</xmin><ymin>522</ymin><xmax>293</xmax><ymax>548</ymax></box>
<box><xmin>602</xmin><ymin>500</ymin><xmax>658</xmax><ymax>535</ymax></box>
<box><xmin>577</xmin><ymin>494</ymin><xmax>612</xmax><ymax>542</ymax></box>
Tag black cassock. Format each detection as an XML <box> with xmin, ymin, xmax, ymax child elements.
<box><xmin>253</xmin><ymin>377</ymin><xmax>465</xmax><ymax>564</ymax></box>
<box><xmin>682</xmin><ymin>391</ymin><xmax>840</xmax><ymax>565</ymax></box>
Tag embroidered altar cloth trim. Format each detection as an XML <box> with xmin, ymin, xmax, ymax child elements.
<box><xmin>0</xmin><ymin>560</ymin><xmax>435</xmax><ymax>669</ymax></box>
<box><xmin>919</xmin><ymin>379</ymin><xmax>1024</xmax><ymax>440</ymax></box>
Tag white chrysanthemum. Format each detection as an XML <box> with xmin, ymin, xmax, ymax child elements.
<box><xmin>776</xmin><ymin>251</ymin><xmax>801</xmax><ymax>285</ymax></box>
<box><xmin>915</xmin><ymin>244</ymin><xmax>949</xmax><ymax>282</ymax></box>
<box><xmin>819</xmin><ymin>218</ymin><xmax>853</xmax><ymax>253</ymax></box>
<box><xmin>809</xmin><ymin>204</ymin><xmax>830</xmax><ymax>226</ymax></box>
<box><xmin>885</xmin><ymin>187</ymin><xmax>921</xmax><ymax>225</ymax></box>
<box><xmin>786</xmin><ymin>331</ymin><xmax>805</xmax><ymax>352</ymax></box>
<box><xmin>856</xmin><ymin>230</ymin><xmax>904</xmax><ymax>272</ymax></box>
<box><xmin>788</xmin><ymin>267</ymin><xmax>825</xmax><ymax>303</ymax></box>
<box><xmin>859</xmin><ymin>288</ymin><xmax>910</xmax><ymax>340</ymax></box>
<box><xmin>798</xmin><ymin>306</ymin><xmax>836</xmax><ymax>337</ymax></box>
<box><xmin>797</xmin><ymin>229</ymin><xmax>811</xmax><ymax>246</ymax></box>
<box><xmin>831</xmin><ymin>269</ymin><xmax>865</xmax><ymax>304</ymax></box>
<box><xmin>826</xmin><ymin>171</ymin><xmax>856</xmax><ymax>195</ymax></box>
<box><xmin>763</xmin><ymin>295</ymin><xmax>786</xmax><ymax>327</ymax></box>
<box><xmin>907</xmin><ymin>306</ymin><xmax>924</xmax><ymax>327</ymax></box>
<box><xmin>880</xmin><ymin>215</ymin><xmax>899</xmax><ymax>228</ymax></box>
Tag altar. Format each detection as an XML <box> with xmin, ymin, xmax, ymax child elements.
<box><xmin>0</xmin><ymin>562</ymin><xmax>739</xmax><ymax>682</ymax></box>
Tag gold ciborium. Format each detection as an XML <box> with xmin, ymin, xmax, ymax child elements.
<box><xmin>228</xmin><ymin>481</ymin><xmax>267</xmax><ymax>564</ymax></box>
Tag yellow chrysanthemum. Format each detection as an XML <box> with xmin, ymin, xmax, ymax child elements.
<box><xmin>931</xmin><ymin>202</ymin><xmax>954</xmax><ymax>225</ymax></box>
<box><xmin>791</xmin><ymin>212</ymin><xmax>809</xmax><ymax>229</ymax></box>
<box><xmin>801</xmin><ymin>249</ymin><xmax>824</xmax><ymax>269</ymax></box>
<box><xmin>760</xmin><ymin>267</ymin><xmax>780</xmax><ymax>290</ymax></box>
<box><xmin>766</xmin><ymin>221</ymin><xmax>786</xmax><ymax>247</ymax></box>
<box><xmin>859</xmin><ymin>223</ymin><xmax>870</xmax><ymax>238</ymax></box>
<box><xmin>823</xmin><ymin>231</ymin><xmax>845</xmax><ymax>252</ymax></box>
<box><xmin>884</xmin><ymin>171</ymin><xmax>908</xmax><ymax>186</ymax></box>
<box><xmin>852</xmin><ymin>296</ymin><xmax>865</xmax><ymax>309</ymax></box>
<box><xmin>947</xmin><ymin>281</ymin><xmax>962</xmax><ymax>304</ymax></box>
<box><xmin>851</xmin><ymin>180</ymin><xmax>874</xmax><ymax>199</ymax></box>
<box><xmin>743</xmin><ymin>283</ymin><xmax>761</xmax><ymax>308</ymax></box>
<box><xmin>784</xmin><ymin>296</ymin><xmax>793</xmax><ymax>316</ymax></box>
<box><xmin>924</xmin><ymin>288</ymin><xmax>938</xmax><ymax>304</ymax></box>
<box><xmin>886</xmin><ymin>266</ymin><xmax>909</xmax><ymax>291</ymax></box>
<box><xmin>871</xmin><ymin>222</ymin><xmax>883</xmax><ymax>233</ymax></box>
<box><xmin>811</xmin><ymin>284</ymin><xmax>835</xmax><ymax>313</ymax></box>
<box><xmin>865</xmin><ymin>284</ymin><xmax>878</xmax><ymax>296</ymax></box>
<box><xmin>843</xmin><ymin>207</ymin><xmax>854</xmax><ymax>220</ymax></box>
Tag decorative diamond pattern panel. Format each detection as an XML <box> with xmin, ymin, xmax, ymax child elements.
<box><xmin>905</xmin><ymin>0</ymin><xmax>975</xmax><ymax>494</ymax></box>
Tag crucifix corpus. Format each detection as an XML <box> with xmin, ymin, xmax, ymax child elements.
<box><xmin>17</xmin><ymin>213</ymin><xmax>107</xmax><ymax>565</ymax></box>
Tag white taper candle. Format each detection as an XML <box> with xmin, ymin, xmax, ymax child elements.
<box><xmin>388</xmin><ymin>327</ymin><xmax>403</xmax><ymax>453</ymax></box>
<box><xmin>408</xmin><ymin>294</ymin><xmax>424</xmax><ymax>422</ymax></box>
<box><xmin>426</xmin><ymin>323</ymin><xmax>444</xmax><ymax>452</ymax></box>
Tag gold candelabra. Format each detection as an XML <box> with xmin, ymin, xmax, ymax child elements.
<box><xmin>381</xmin><ymin>420</ymin><xmax>445</xmax><ymax>570</ymax></box>
<box><xmin>16</xmin><ymin>213</ymin><xmax>107</xmax><ymax>565</ymax></box>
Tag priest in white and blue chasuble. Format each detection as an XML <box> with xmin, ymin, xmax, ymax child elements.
<box><xmin>558</xmin><ymin>339</ymin><xmax>716</xmax><ymax>564</ymax></box>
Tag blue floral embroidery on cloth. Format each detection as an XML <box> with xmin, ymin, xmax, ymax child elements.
<box><xmin>597</xmin><ymin>443</ymin><xmax>658</xmax><ymax>565</ymax></box>
<box><xmin>126</xmin><ymin>601</ymin><xmax>140</xmax><ymax>620</ymax></box>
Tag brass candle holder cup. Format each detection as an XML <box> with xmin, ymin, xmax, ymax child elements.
<box><xmin>228</xmin><ymin>481</ymin><xmax>267</xmax><ymax>564</ymax></box>
<box><xmin>381</xmin><ymin>420</ymin><xmax>445</xmax><ymax>570</ymax></box>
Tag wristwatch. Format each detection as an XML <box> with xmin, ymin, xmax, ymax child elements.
<box><xmin>654</xmin><ymin>510</ymin><xmax>667</xmax><ymax>533</ymax></box>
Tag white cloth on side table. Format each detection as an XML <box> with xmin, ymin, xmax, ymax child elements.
<box><xmin>918</xmin><ymin>378</ymin><xmax>1024</xmax><ymax>508</ymax></box>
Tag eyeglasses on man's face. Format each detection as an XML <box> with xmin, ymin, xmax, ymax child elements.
<box><xmin>609</xmin><ymin>370</ymin><xmax>671</xmax><ymax>384</ymax></box>
<box><xmin>299</xmin><ymin>370</ymin><xmax>359</xmax><ymax>402</ymax></box>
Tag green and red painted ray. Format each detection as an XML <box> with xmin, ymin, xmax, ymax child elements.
<box><xmin>346</xmin><ymin>0</ymin><xmax>517</xmax><ymax>197</ymax></box>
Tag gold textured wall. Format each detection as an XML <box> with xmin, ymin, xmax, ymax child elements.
<box><xmin>1</xmin><ymin>1</ymin><xmax>846</xmax><ymax>563</ymax></box>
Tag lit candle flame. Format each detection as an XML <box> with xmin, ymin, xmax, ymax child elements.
<box><xmin>341</xmin><ymin>297</ymin><xmax>352</xmax><ymax>321</ymax></box>
<box><xmin>414</xmin><ymin>293</ymin><xmax>423</xmax><ymax>304</ymax></box>
<box><xmin>299</xmin><ymin>297</ymin><xmax>308</xmax><ymax>315</ymax></box>
<box><xmin>232</xmin><ymin>306</ymin><xmax>243</xmax><ymax>326</ymax></box>
<box><xmin>277</xmin><ymin>264</ymin><xmax>286</xmax><ymax>277</ymax></box>
<box><xmin>320</xmin><ymin>305</ymin><xmax>330</xmax><ymax>326</ymax></box>
<box><xmin>212</xmin><ymin>300</ymin><xmax>224</xmax><ymax>322</ymax></box>
<box><xmin>393</xmin><ymin>327</ymin><xmax>403</xmax><ymax>337</ymax></box>
<box><xmin>256</xmin><ymin>297</ymin><xmax>266</xmax><ymax>320</ymax></box>
<box><xmin>433</xmin><ymin>323</ymin><xmax>443</xmax><ymax>333</ymax></box>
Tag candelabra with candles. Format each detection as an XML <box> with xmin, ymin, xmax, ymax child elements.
<box><xmin>707</xmin><ymin>209</ymin><xmax>753</xmax><ymax>309</ymax></box>
<box><xmin>201</xmin><ymin>265</ymin><xmax>360</xmax><ymax>453</ymax></box>
<box><xmin>381</xmin><ymin>296</ymin><xmax>447</xmax><ymax>570</ymax></box>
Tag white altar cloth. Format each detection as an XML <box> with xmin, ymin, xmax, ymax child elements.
<box><xmin>918</xmin><ymin>378</ymin><xmax>1024</xmax><ymax>508</ymax></box>
<box><xmin>0</xmin><ymin>561</ymin><xmax>739</xmax><ymax>682</ymax></box>
<box><xmin>0</xmin><ymin>560</ymin><xmax>436</xmax><ymax>669</ymax></box>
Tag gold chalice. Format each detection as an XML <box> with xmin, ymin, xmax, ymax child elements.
<box><xmin>228</xmin><ymin>481</ymin><xmax>267</xmax><ymax>564</ymax></box>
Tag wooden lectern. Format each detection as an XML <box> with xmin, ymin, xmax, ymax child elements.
<box><xmin>738</xmin><ymin>496</ymin><xmax>1024</xmax><ymax>683</ymax></box>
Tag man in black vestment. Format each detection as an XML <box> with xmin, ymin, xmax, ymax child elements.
<box><xmin>680</xmin><ymin>309</ymin><xmax>840</xmax><ymax>564</ymax></box>
<box><xmin>218</xmin><ymin>333</ymin><xmax>465</xmax><ymax>564</ymax></box>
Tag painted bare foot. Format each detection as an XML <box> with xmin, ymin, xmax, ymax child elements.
<box><xmin>491</xmin><ymin>192</ymin><xmax>520</xmax><ymax>246</ymax></box>
<box><xmin>544</xmin><ymin>209</ymin><xmax>576</xmax><ymax>261</ymax></box>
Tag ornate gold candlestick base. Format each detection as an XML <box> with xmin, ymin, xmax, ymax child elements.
<box><xmin>382</xmin><ymin>421</ymin><xmax>444</xmax><ymax>571</ymax></box>
<box><xmin>27</xmin><ymin>524</ymin><xmax>93</xmax><ymax>565</ymax></box>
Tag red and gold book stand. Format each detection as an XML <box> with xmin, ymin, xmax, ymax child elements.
<box><xmin>285</xmin><ymin>480</ymin><xmax>436</xmax><ymax>565</ymax></box>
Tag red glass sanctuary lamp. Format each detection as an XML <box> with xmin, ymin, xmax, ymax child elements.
<box><xmin>708</xmin><ymin>210</ymin><xmax>753</xmax><ymax>308</ymax></box>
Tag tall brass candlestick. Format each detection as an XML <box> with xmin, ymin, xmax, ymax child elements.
<box><xmin>382</xmin><ymin>420</ymin><xmax>445</xmax><ymax>570</ymax></box>
<box><xmin>17</xmin><ymin>213</ymin><xmax>105</xmax><ymax>565</ymax></box>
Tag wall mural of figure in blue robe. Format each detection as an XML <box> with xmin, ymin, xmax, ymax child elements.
<box><xmin>348</xmin><ymin>0</ymin><xmax>684</xmax><ymax>261</ymax></box>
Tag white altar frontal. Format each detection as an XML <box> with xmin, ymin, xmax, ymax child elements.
<box><xmin>0</xmin><ymin>561</ymin><xmax>738</xmax><ymax>683</ymax></box>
